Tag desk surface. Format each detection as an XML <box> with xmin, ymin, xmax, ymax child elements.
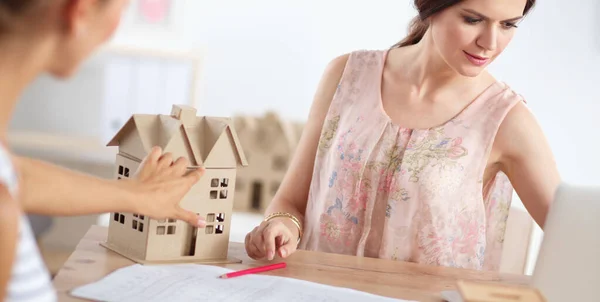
<box><xmin>53</xmin><ymin>226</ymin><xmax>530</xmax><ymax>301</ymax></box>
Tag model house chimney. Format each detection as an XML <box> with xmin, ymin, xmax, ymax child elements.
<box><xmin>171</xmin><ymin>104</ymin><xmax>197</xmax><ymax>125</ymax></box>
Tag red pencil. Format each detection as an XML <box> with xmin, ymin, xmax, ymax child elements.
<box><xmin>219</xmin><ymin>262</ymin><xmax>287</xmax><ymax>279</ymax></box>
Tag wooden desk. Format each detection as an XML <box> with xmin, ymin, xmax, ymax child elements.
<box><xmin>53</xmin><ymin>226</ymin><xmax>531</xmax><ymax>301</ymax></box>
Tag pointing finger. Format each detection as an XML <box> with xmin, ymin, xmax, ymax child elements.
<box><xmin>262</xmin><ymin>223</ymin><xmax>280</xmax><ymax>260</ymax></box>
<box><xmin>176</xmin><ymin>208</ymin><xmax>206</xmax><ymax>228</ymax></box>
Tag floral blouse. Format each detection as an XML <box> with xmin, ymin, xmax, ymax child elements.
<box><xmin>299</xmin><ymin>49</ymin><xmax>524</xmax><ymax>271</ymax></box>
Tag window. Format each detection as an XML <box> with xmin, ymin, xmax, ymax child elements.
<box><xmin>117</xmin><ymin>165</ymin><xmax>130</xmax><ymax>179</ymax></box>
<box><xmin>210</xmin><ymin>178</ymin><xmax>229</xmax><ymax>200</ymax></box>
<box><xmin>156</xmin><ymin>218</ymin><xmax>177</xmax><ymax>235</ymax></box>
<box><xmin>204</xmin><ymin>212</ymin><xmax>225</xmax><ymax>235</ymax></box>
<box><xmin>132</xmin><ymin>214</ymin><xmax>145</xmax><ymax>233</ymax></box>
<box><xmin>206</xmin><ymin>213</ymin><xmax>215</xmax><ymax>222</ymax></box>
<box><xmin>113</xmin><ymin>213</ymin><xmax>125</xmax><ymax>225</ymax></box>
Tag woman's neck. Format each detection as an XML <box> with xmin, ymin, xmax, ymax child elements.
<box><xmin>0</xmin><ymin>34</ymin><xmax>51</xmax><ymax>141</ymax></box>
<box><xmin>399</xmin><ymin>30</ymin><xmax>480</xmax><ymax>101</ymax></box>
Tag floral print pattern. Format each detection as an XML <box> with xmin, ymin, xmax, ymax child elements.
<box><xmin>317</xmin><ymin>114</ymin><xmax>340</xmax><ymax>156</ymax></box>
<box><xmin>299</xmin><ymin>49</ymin><xmax>524</xmax><ymax>271</ymax></box>
<box><xmin>404</xmin><ymin>127</ymin><xmax>468</xmax><ymax>182</ymax></box>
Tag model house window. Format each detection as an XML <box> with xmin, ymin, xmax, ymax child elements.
<box><xmin>272</xmin><ymin>156</ymin><xmax>287</xmax><ymax>171</ymax></box>
<box><xmin>156</xmin><ymin>218</ymin><xmax>177</xmax><ymax>235</ymax></box>
<box><xmin>210</xmin><ymin>178</ymin><xmax>230</xmax><ymax>200</ymax></box>
<box><xmin>117</xmin><ymin>165</ymin><xmax>130</xmax><ymax>180</ymax></box>
<box><xmin>205</xmin><ymin>212</ymin><xmax>225</xmax><ymax>235</ymax></box>
<box><xmin>132</xmin><ymin>214</ymin><xmax>145</xmax><ymax>233</ymax></box>
<box><xmin>113</xmin><ymin>213</ymin><xmax>125</xmax><ymax>225</ymax></box>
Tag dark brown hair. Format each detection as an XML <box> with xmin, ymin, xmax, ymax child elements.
<box><xmin>0</xmin><ymin>0</ymin><xmax>36</xmax><ymax>14</ymax></box>
<box><xmin>393</xmin><ymin>0</ymin><xmax>536</xmax><ymax>48</ymax></box>
<box><xmin>0</xmin><ymin>0</ymin><xmax>44</xmax><ymax>33</ymax></box>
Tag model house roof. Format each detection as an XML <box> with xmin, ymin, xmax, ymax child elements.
<box><xmin>234</xmin><ymin>111</ymin><xmax>302</xmax><ymax>153</ymax></box>
<box><xmin>107</xmin><ymin>105</ymin><xmax>248</xmax><ymax>168</ymax></box>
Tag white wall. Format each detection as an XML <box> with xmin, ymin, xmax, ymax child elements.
<box><xmin>110</xmin><ymin>0</ymin><xmax>416</xmax><ymax>120</ymax></box>
<box><xmin>488</xmin><ymin>0</ymin><xmax>600</xmax><ymax>187</ymax></box>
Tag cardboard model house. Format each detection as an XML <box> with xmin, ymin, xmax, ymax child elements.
<box><xmin>233</xmin><ymin>112</ymin><xmax>302</xmax><ymax>212</ymax></box>
<box><xmin>101</xmin><ymin>104</ymin><xmax>248</xmax><ymax>264</ymax></box>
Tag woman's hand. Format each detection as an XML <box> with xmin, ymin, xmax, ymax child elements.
<box><xmin>126</xmin><ymin>146</ymin><xmax>206</xmax><ymax>228</ymax></box>
<box><xmin>245</xmin><ymin>217</ymin><xmax>299</xmax><ymax>260</ymax></box>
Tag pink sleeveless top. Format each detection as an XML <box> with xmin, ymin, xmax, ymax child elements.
<box><xmin>299</xmin><ymin>49</ymin><xmax>524</xmax><ymax>271</ymax></box>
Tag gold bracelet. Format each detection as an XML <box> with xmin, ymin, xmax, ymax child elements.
<box><xmin>264</xmin><ymin>212</ymin><xmax>303</xmax><ymax>245</ymax></box>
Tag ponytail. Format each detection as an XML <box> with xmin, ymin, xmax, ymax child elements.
<box><xmin>392</xmin><ymin>15</ymin><xmax>429</xmax><ymax>48</ymax></box>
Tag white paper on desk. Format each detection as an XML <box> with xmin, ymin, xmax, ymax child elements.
<box><xmin>70</xmin><ymin>264</ymin><xmax>416</xmax><ymax>302</ymax></box>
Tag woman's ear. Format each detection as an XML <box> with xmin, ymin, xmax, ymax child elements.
<box><xmin>62</xmin><ymin>0</ymin><xmax>98</xmax><ymax>37</ymax></box>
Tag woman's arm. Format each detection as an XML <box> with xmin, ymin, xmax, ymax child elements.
<box><xmin>0</xmin><ymin>186</ymin><xmax>19</xmax><ymax>301</ymax></box>
<box><xmin>13</xmin><ymin>147</ymin><xmax>206</xmax><ymax>227</ymax></box>
<box><xmin>265</xmin><ymin>53</ymin><xmax>350</xmax><ymax>221</ymax></box>
<box><xmin>497</xmin><ymin>102</ymin><xmax>561</xmax><ymax>229</ymax></box>
<box><xmin>245</xmin><ymin>53</ymin><xmax>350</xmax><ymax>260</ymax></box>
<box><xmin>15</xmin><ymin>155</ymin><xmax>136</xmax><ymax>215</ymax></box>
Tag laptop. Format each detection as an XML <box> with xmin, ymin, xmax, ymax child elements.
<box><xmin>442</xmin><ymin>183</ymin><xmax>600</xmax><ymax>302</ymax></box>
<box><xmin>530</xmin><ymin>183</ymin><xmax>600</xmax><ymax>301</ymax></box>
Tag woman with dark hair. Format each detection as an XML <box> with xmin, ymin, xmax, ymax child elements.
<box><xmin>246</xmin><ymin>0</ymin><xmax>560</xmax><ymax>272</ymax></box>
<box><xmin>0</xmin><ymin>1</ymin><xmax>207</xmax><ymax>301</ymax></box>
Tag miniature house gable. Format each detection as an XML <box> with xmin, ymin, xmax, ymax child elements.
<box><xmin>107</xmin><ymin>106</ymin><xmax>247</xmax><ymax>168</ymax></box>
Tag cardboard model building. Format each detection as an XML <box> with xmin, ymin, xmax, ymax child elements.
<box><xmin>101</xmin><ymin>104</ymin><xmax>248</xmax><ymax>264</ymax></box>
<box><xmin>233</xmin><ymin>111</ymin><xmax>303</xmax><ymax>212</ymax></box>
